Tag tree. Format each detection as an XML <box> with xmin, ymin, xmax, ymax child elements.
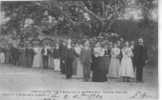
<box><xmin>1</xmin><ymin>0</ymin><xmax>157</xmax><ymax>38</ymax></box>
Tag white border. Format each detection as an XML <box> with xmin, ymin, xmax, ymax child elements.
<box><xmin>0</xmin><ymin>0</ymin><xmax>160</xmax><ymax>100</ymax></box>
<box><xmin>159</xmin><ymin>0</ymin><xmax>161</xmax><ymax>99</ymax></box>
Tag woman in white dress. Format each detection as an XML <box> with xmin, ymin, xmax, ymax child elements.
<box><xmin>108</xmin><ymin>43</ymin><xmax>121</xmax><ymax>78</ymax></box>
<box><xmin>0</xmin><ymin>50</ymin><xmax>5</xmax><ymax>64</ymax></box>
<box><xmin>53</xmin><ymin>43</ymin><xmax>61</xmax><ymax>71</ymax></box>
<box><xmin>74</xmin><ymin>43</ymin><xmax>83</xmax><ymax>78</ymax></box>
<box><xmin>119</xmin><ymin>41</ymin><xmax>135</xmax><ymax>82</ymax></box>
<box><xmin>48</xmin><ymin>46</ymin><xmax>54</xmax><ymax>69</ymax></box>
<box><xmin>32</xmin><ymin>45</ymin><xmax>43</xmax><ymax>68</ymax></box>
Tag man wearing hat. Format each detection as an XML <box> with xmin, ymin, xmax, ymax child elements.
<box><xmin>65</xmin><ymin>38</ymin><xmax>75</xmax><ymax>79</ymax></box>
<box><xmin>133</xmin><ymin>38</ymin><xmax>148</xmax><ymax>82</ymax></box>
<box><xmin>41</xmin><ymin>43</ymin><xmax>51</xmax><ymax>69</ymax></box>
<box><xmin>60</xmin><ymin>40</ymin><xmax>67</xmax><ymax>74</ymax></box>
<box><xmin>25</xmin><ymin>42</ymin><xmax>34</xmax><ymax>68</ymax></box>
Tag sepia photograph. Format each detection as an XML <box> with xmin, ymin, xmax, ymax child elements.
<box><xmin>0</xmin><ymin>0</ymin><xmax>158</xmax><ymax>100</ymax></box>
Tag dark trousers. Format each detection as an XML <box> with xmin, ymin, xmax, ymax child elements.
<box><xmin>84</xmin><ymin>72</ymin><xmax>90</xmax><ymax>81</ymax></box>
<box><xmin>5</xmin><ymin>53</ymin><xmax>10</xmax><ymax>64</ymax></box>
<box><xmin>136</xmin><ymin>66</ymin><xmax>143</xmax><ymax>82</ymax></box>
<box><xmin>26</xmin><ymin>56</ymin><xmax>33</xmax><ymax>67</ymax></box>
<box><xmin>65</xmin><ymin>65</ymin><xmax>73</xmax><ymax>79</ymax></box>
<box><xmin>65</xmin><ymin>60</ymin><xmax>73</xmax><ymax>79</ymax></box>
<box><xmin>60</xmin><ymin>59</ymin><xmax>66</xmax><ymax>74</ymax></box>
<box><xmin>65</xmin><ymin>68</ymin><xmax>72</xmax><ymax>79</ymax></box>
<box><xmin>12</xmin><ymin>57</ymin><xmax>16</xmax><ymax>65</ymax></box>
<box><xmin>43</xmin><ymin>56</ymin><xmax>48</xmax><ymax>69</ymax></box>
<box><xmin>12</xmin><ymin>56</ymin><xmax>18</xmax><ymax>65</ymax></box>
<box><xmin>83</xmin><ymin>63</ymin><xmax>91</xmax><ymax>81</ymax></box>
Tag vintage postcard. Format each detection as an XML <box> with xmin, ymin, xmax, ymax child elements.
<box><xmin>0</xmin><ymin>0</ymin><xmax>158</xmax><ymax>100</ymax></box>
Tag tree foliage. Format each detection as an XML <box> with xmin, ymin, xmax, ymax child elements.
<box><xmin>1</xmin><ymin>0</ymin><xmax>157</xmax><ymax>39</ymax></box>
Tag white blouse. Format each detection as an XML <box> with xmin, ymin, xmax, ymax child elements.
<box><xmin>74</xmin><ymin>46</ymin><xmax>81</xmax><ymax>55</ymax></box>
<box><xmin>94</xmin><ymin>47</ymin><xmax>105</xmax><ymax>57</ymax></box>
<box><xmin>111</xmin><ymin>47</ymin><xmax>120</xmax><ymax>58</ymax></box>
<box><xmin>122</xmin><ymin>47</ymin><xmax>133</xmax><ymax>58</ymax></box>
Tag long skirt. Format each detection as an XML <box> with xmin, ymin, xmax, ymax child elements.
<box><xmin>92</xmin><ymin>70</ymin><xmax>107</xmax><ymax>82</ymax></box>
<box><xmin>108</xmin><ymin>57</ymin><xmax>120</xmax><ymax>78</ymax></box>
<box><xmin>103</xmin><ymin>56</ymin><xmax>110</xmax><ymax>73</ymax></box>
<box><xmin>72</xmin><ymin>58</ymin><xmax>77</xmax><ymax>75</ymax></box>
<box><xmin>54</xmin><ymin>58</ymin><xmax>60</xmax><ymax>71</ymax></box>
<box><xmin>119</xmin><ymin>57</ymin><xmax>135</xmax><ymax>78</ymax></box>
<box><xmin>0</xmin><ymin>53</ymin><xmax>5</xmax><ymax>64</ymax></box>
<box><xmin>92</xmin><ymin>57</ymin><xmax>107</xmax><ymax>82</ymax></box>
<box><xmin>32</xmin><ymin>54</ymin><xmax>43</xmax><ymax>68</ymax></box>
<box><xmin>76</xmin><ymin>58</ymin><xmax>83</xmax><ymax>78</ymax></box>
<box><xmin>48</xmin><ymin>56</ymin><xmax>54</xmax><ymax>69</ymax></box>
<box><xmin>5</xmin><ymin>51</ymin><xmax>10</xmax><ymax>64</ymax></box>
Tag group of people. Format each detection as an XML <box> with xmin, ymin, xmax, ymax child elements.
<box><xmin>0</xmin><ymin>37</ymin><xmax>148</xmax><ymax>82</ymax></box>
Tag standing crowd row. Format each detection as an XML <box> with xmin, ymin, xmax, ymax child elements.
<box><xmin>0</xmin><ymin>38</ymin><xmax>148</xmax><ymax>82</ymax></box>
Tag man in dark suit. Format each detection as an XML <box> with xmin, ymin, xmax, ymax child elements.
<box><xmin>10</xmin><ymin>45</ymin><xmax>20</xmax><ymax>66</ymax></box>
<box><xmin>134</xmin><ymin>38</ymin><xmax>148</xmax><ymax>82</ymax></box>
<box><xmin>64</xmin><ymin>39</ymin><xmax>74</xmax><ymax>79</ymax></box>
<box><xmin>60</xmin><ymin>41</ymin><xmax>67</xmax><ymax>74</ymax></box>
<box><xmin>41</xmin><ymin>44</ymin><xmax>51</xmax><ymax>69</ymax></box>
<box><xmin>25</xmin><ymin>43</ymin><xmax>34</xmax><ymax>67</ymax></box>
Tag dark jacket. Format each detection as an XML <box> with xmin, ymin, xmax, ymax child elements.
<box><xmin>41</xmin><ymin>48</ymin><xmax>51</xmax><ymax>57</ymax></box>
<box><xmin>133</xmin><ymin>45</ymin><xmax>148</xmax><ymax>67</ymax></box>
<box><xmin>53</xmin><ymin>48</ymin><xmax>60</xmax><ymax>59</ymax></box>
<box><xmin>60</xmin><ymin>44</ymin><xmax>67</xmax><ymax>60</ymax></box>
<box><xmin>25</xmin><ymin>48</ymin><xmax>34</xmax><ymax>57</ymax></box>
<box><xmin>65</xmin><ymin>48</ymin><xmax>74</xmax><ymax>76</ymax></box>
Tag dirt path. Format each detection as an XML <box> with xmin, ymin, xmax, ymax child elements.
<box><xmin>0</xmin><ymin>64</ymin><xmax>158</xmax><ymax>100</ymax></box>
